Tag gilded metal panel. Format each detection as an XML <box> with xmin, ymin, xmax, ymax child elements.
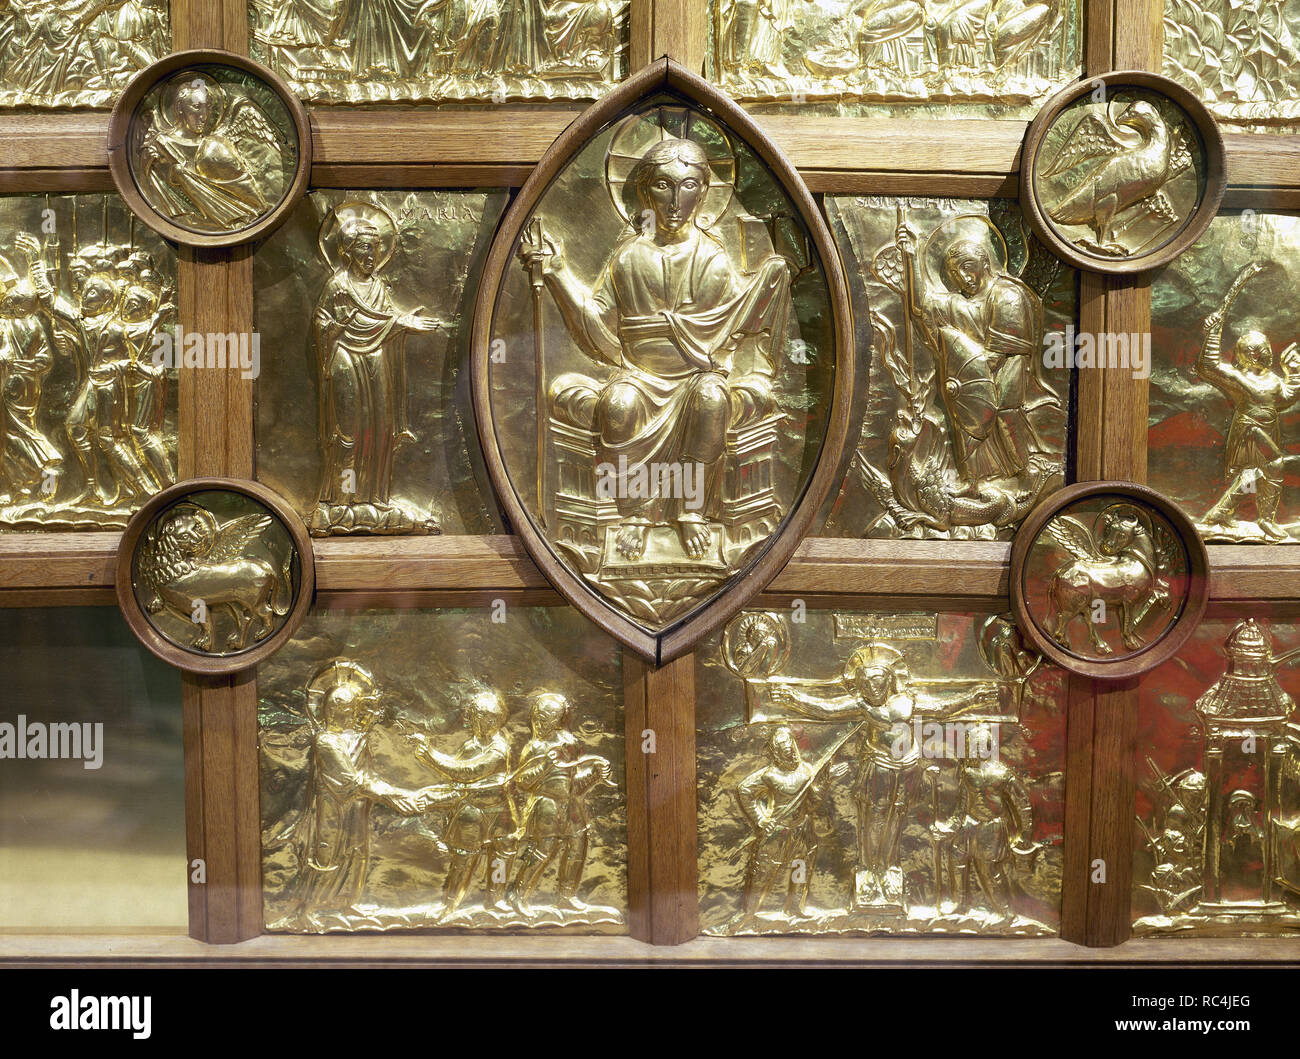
<box><xmin>822</xmin><ymin>195</ymin><xmax>1070</xmax><ymax>539</ymax></box>
<box><xmin>708</xmin><ymin>0</ymin><xmax>1082</xmax><ymax>119</ymax></box>
<box><xmin>259</xmin><ymin>606</ymin><xmax>628</xmax><ymax>932</ymax></box>
<box><xmin>1149</xmin><ymin>210</ymin><xmax>1300</xmax><ymax>543</ymax></box>
<box><xmin>484</xmin><ymin>96</ymin><xmax>841</xmax><ymax>634</ymax></box>
<box><xmin>1133</xmin><ymin>614</ymin><xmax>1300</xmax><ymax>935</ymax></box>
<box><xmin>0</xmin><ymin>0</ymin><xmax>169</xmax><ymax>108</ymax></box>
<box><xmin>698</xmin><ymin>608</ymin><xmax>1065</xmax><ymax>935</ymax></box>
<box><xmin>0</xmin><ymin>194</ymin><xmax>177</xmax><ymax>532</ymax></box>
<box><xmin>255</xmin><ymin>190</ymin><xmax>508</xmax><ymax>535</ymax></box>
<box><xmin>249</xmin><ymin>0</ymin><xmax>629</xmax><ymax>103</ymax></box>
<box><xmin>1164</xmin><ymin>0</ymin><xmax>1300</xmax><ymax>131</ymax></box>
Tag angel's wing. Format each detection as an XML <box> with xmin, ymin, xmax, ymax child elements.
<box><xmin>225</xmin><ymin>98</ymin><xmax>285</xmax><ymax>156</ymax></box>
<box><xmin>1041</xmin><ymin>109</ymin><xmax>1128</xmax><ymax>179</ymax></box>
<box><xmin>209</xmin><ymin>514</ymin><xmax>273</xmax><ymax>562</ymax></box>
<box><xmin>1043</xmin><ymin>514</ymin><xmax>1101</xmax><ymax>560</ymax></box>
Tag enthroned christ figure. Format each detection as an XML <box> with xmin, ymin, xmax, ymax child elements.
<box><xmin>517</xmin><ymin>136</ymin><xmax>791</xmax><ymax>563</ymax></box>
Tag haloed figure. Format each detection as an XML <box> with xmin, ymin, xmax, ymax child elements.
<box><xmin>313</xmin><ymin>208</ymin><xmax>442</xmax><ymax>531</ymax></box>
<box><xmin>519</xmin><ymin>135</ymin><xmax>788</xmax><ymax>562</ymax></box>
<box><xmin>507</xmin><ymin>692</ymin><xmax>613</xmax><ymax>916</ymax></box>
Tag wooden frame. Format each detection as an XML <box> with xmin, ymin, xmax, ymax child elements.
<box><xmin>115</xmin><ymin>477</ymin><xmax>315</xmax><ymax>675</ymax></box>
<box><xmin>470</xmin><ymin>57</ymin><xmax>856</xmax><ymax>666</ymax></box>
<box><xmin>1019</xmin><ymin>69</ymin><xmax>1227</xmax><ymax>275</ymax></box>
<box><xmin>107</xmin><ymin>49</ymin><xmax>312</xmax><ymax>248</ymax></box>
<box><xmin>1009</xmin><ymin>481</ymin><xmax>1210</xmax><ymax>679</ymax></box>
<box><xmin>0</xmin><ymin>0</ymin><xmax>1297</xmax><ymax>963</ymax></box>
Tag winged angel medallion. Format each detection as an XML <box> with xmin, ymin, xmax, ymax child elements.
<box><xmin>1035</xmin><ymin>90</ymin><xmax>1200</xmax><ymax>259</ymax></box>
<box><xmin>1037</xmin><ymin>502</ymin><xmax>1184</xmax><ymax>657</ymax></box>
<box><xmin>130</xmin><ymin>69</ymin><xmax>293</xmax><ymax>234</ymax></box>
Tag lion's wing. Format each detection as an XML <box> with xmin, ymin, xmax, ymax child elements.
<box><xmin>209</xmin><ymin>514</ymin><xmax>273</xmax><ymax>562</ymax></box>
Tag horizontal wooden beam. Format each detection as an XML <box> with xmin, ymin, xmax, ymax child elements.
<box><xmin>3</xmin><ymin>112</ymin><xmax>1300</xmax><ymax>199</ymax></box>
<box><xmin>7</xmin><ymin>534</ymin><xmax>1300</xmax><ymax>607</ymax></box>
<box><xmin>3</xmin><ymin>931</ymin><xmax>1299</xmax><ymax>965</ymax></box>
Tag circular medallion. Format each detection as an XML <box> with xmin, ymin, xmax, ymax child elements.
<box><xmin>108</xmin><ymin>50</ymin><xmax>311</xmax><ymax>248</ymax></box>
<box><xmin>1020</xmin><ymin>71</ymin><xmax>1225</xmax><ymax>274</ymax></box>
<box><xmin>1010</xmin><ymin>482</ymin><xmax>1209</xmax><ymax>678</ymax></box>
<box><xmin>116</xmin><ymin>478</ymin><xmax>314</xmax><ymax>674</ymax></box>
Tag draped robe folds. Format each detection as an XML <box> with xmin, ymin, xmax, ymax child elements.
<box><xmin>330</xmin><ymin>0</ymin><xmax>430</xmax><ymax>75</ymax></box>
<box><xmin>925</xmin><ymin>274</ymin><xmax>1043</xmax><ymax>482</ymax></box>
<box><xmin>293</xmin><ymin>727</ymin><xmax>404</xmax><ymax>926</ymax></box>
<box><xmin>0</xmin><ymin>316</ymin><xmax>59</xmax><ymax>493</ymax></box>
<box><xmin>557</xmin><ymin>227</ymin><xmax>789</xmax><ymax>524</ymax></box>
<box><xmin>314</xmin><ymin>268</ymin><xmax>411</xmax><ymax>508</ymax></box>
<box><xmin>139</xmin><ymin>125</ymin><xmax>268</xmax><ymax>231</ymax></box>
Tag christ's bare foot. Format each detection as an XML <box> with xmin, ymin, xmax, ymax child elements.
<box><xmin>615</xmin><ymin>519</ymin><xmax>650</xmax><ymax>560</ymax></box>
<box><xmin>677</xmin><ymin>515</ymin><xmax>711</xmax><ymax>559</ymax></box>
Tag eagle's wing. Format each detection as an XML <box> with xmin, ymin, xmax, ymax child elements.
<box><xmin>209</xmin><ymin>514</ymin><xmax>273</xmax><ymax>562</ymax></box>
<box><xmin>1041</xmin><ymin>110</ymin><xmax>1127</xmax><ymax>179</ymax></box>
<box><xmin>1043</xmin><ymin>514</ymin><xmax>1101</xmax><ymax>560</ymax></box>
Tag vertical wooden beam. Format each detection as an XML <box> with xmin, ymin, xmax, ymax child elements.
<box><xmin>625</xmin><ymin>651</ymin><xmax>699</xmax><ymax>944</ymax></box>
<box><xmin>172</xmin><ymin>0</ymin><xmax>260</xmax><ymax>943</ymax></box>
<box><xmin>1112</xmin><ymin>0</ymin><xmax>1163</xmax><ymax>71</ymax></box>
<box><xmin>630</xmin><ymin>0</ymin><xmax>708</xmax><ymax>73</ymax></box>
<box><xmin>1086</xmin><ymin>677</ymin><xmax>1140</xmax><ymax>945</ymax></box>
<box><xmin>1059</xmin><ymin>673</ymin><xmax>1096</xmax><ymax>944</ymax></box>
<box><xmin>1065</xmin><ymin>0</ymin><xmax>1161</xmax><ymax>949</ymax></box>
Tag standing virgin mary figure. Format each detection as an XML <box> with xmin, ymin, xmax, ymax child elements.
<box><xmin>312</xmin><ymin>204</ymin><xmax>442</xmax><ymax>533</ymax></box>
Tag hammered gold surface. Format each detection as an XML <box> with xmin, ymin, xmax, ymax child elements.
<box><xmin>1134</xmin><ymin>613</ymin><xmax>1300</xmax><ymax>936</ymax></box>
<box><xmin>1020</xmin><ymin>494</ymin><xmax>1191</xmax><ymax>662</ymax></box>
<box><xmin>131</xmin><ymin>488</ymin><xmax>301</xmax><ymax>657</ymax></box>
<box><xmin>708</xmin><ymin>0</ymin><xmax>1082</xmax><ymax>119</ymax></box>
<box><xmin>488</xmin><ymin>95</ymin><xmax>837</xmax><ymax>632</ymax></box>
<box><xmin>255</xmin><ymin>190</ymin><xmax>508</xmax><ymax>535</ymax></box>
<box><xmin>822</xmin><ymin>195</ymin><xmax>1070</xmax><ymax>539</ymax></box>
<box><xmin>0</xmin><ymin>0</ymin><xmax>169</xmax><ymax>108</ymax></box>
<box><xmin>259</xmin><ymin>606</ymin><xmax>628</xmax><ymax>933</ymax></box>
<box><xmin>249</xmin><ymin>0</ymin><xmax>629</xmax><ymax>103</ymax></box>
<box><xmin>698</xmin><ymin>608</ymin><xmax>1065</xmax><ymax>936</ymax></box>
<box><xmin>1164</xmin><ymin>0</ymin><xmax>1300</xmax><ymax>131</ymax></box>
<box><xmin>1032</xmin><ymin>87</ymin><xmax>1207</xmax><ymax>263</ymax></box>
<box><xmin>1150</xmin><ymin>210</ymin><xmax>1300</xmax><ymax>543</ymax></box>
<box><xmin>127</xmin><ymin>64</ymin><xmax>300</xmax><ymax>238</ymax></box>
<box><xmin>0</xmin><ymin>194</ymin><xmax>177</xmax><ymax>532</ymax></box>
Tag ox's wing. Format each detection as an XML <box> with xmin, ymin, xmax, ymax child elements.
<box><xmin>1043</xmin><ymin>515</ymin><xmax>1102</xmax><ymax>561</ymax></box>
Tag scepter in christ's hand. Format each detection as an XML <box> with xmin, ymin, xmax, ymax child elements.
<box><xmin>522</xmin><ymin>216</ymin><xmax>552</xmax><ymax>527</ymax></box>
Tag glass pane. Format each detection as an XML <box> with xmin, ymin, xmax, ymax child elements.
<box><xmin>697</xmin><ymin>607</ymin><xmax>1066</xmax><ymax>935</ymax></box>
<box><xmin>258</xmin><ymin>604</ymin><xmax>629</xmax><ymax>932</ymax></box>
<box><xmin>254</xmin><ymin>190</ymin><xmax>509</xmax><ymax>536</ymax></box>
<box><xmin>0</xmin><ymin>607</ymin><xmax>186</xmax><ymax>931</ymax></box>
